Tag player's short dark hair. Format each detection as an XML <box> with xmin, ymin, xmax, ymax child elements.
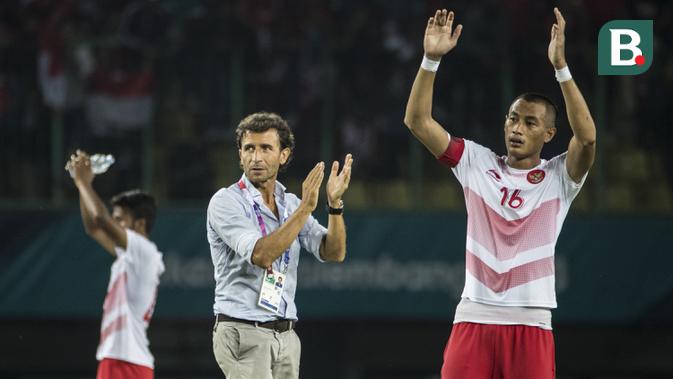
<box><xmin>235</xmin><ymin>112</ymin><xmax>295</xmax><ymax>171</ymax></box>
<box><xmin>111</xmin><ymin>189</ymin><xmax>157</xmax><ymax>233</ymax></box>
<box><xmin>510</xmin><ymin>93</ymin><xmax>558</xmax><ymax>128</ymax></box>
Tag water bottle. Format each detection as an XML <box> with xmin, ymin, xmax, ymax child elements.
<box><xmin>90</xmin><ymin>154</ymin><xmax>115</xmax><ymax>174</ymax></box>
<box><xmin>67</xmin><ymin>154</ymin><xmax>115</xmax><ymax>177</ymax></box>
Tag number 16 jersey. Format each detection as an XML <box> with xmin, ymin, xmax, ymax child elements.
<box><xmin>439</xmin><ymin>135</ymin><xmax>586</xmax><ymax>308</ymax></box>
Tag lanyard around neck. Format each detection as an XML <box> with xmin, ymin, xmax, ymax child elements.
<box><xmin>238</xmin><ymin>179</ymin><xmax>290</xmax><ymax>273</ymax></box>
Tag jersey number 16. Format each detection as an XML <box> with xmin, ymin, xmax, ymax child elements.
<box><xmin>500</xmin><ymin>187</ymin><xmax>524</xmax><ymax>209</ymax></box>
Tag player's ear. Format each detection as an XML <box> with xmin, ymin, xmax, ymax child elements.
<box><xmin>544</xmin><ymin>126</ymin><xmax>557</xmax><ymax>143</ymax></box>
<box><xmin>133</xmin><ymin>218</ymin><xmax>147</xmax><ymax>235</ymax></box>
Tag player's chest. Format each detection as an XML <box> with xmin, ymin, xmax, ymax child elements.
<box><xmin>470</xmin><ymin>167</ymin><xmax>554</xmax><ymax>212</ymax></box>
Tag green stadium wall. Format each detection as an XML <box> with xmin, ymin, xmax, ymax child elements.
<box><xmin>1</xmin><ymin>209</ymin><xmax>672</xmax><ymax>323</ymax></box>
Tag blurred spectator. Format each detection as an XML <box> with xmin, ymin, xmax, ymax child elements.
<box><xmin>0</xmin><ymin>0</ymin><xmax>670</xmax><ymax>208</ymax></box>
<box><xmin>86</xmin><ymin>47</ymin><xmax>153</xmax><ymax>136</ymax></box>
<box><xmin>37</xmin><ymin>0</ymin><xmax>92</xmax><ymax>111</ymax></box>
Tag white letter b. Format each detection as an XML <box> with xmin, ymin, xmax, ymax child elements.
<box><xmin>610</xmin><ymin>29</ymin><xmax>642</xmax><ymax>66</ymax></box>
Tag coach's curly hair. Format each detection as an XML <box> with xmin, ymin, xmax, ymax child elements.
<box><xmin>235</xmin><ymin>112</ymin><xmax>296</xmax><ymax>171</ymax></box>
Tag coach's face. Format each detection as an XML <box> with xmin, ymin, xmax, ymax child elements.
<box><xmin>503</xmin><ymin>99</ymin><xmax>556</xmax><ymax>160</ymax></box>
<box><xmin>239</xmin><ymin>129</ymin><xmax>290</xmax><ymax>186</ymax></box>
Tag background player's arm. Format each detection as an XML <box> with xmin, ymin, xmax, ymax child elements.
<box><xmin>548</xmin><ymin>8</ymin><xmax>596</xmax><ymax>183</ymax></box>
<box><xmin>404</xmin><ymin>9</ymin><xmax>462</xmax><ymax>158</ymax></box>
<box><xmin>68</xmin><ymin>150</ymin><xmax>127</xmax><ymax>256</ymax></box>
<box><xmin>78</xmin><ymin>195</ymin><xmax>115</xmax><ymax>255</ymax></box>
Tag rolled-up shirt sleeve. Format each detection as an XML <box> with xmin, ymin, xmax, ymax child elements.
<box><xmin>207</xmin><ymin>190</ymin><xmax>262</xmax><ymax>263</ymax></box>
<box><xmin>299</xmin><ymin>214</ymin><xmax>328</xmax><ymax>262</ymax></box>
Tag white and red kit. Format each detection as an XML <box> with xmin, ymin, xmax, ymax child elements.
<box><xmin>96</xmin><ymin>229</ymin><xmax>164</xmax><ymax>370</ymax></box>
<box><xmin>439</xmin><ymin>134</ymin><xmax>586</xmax><ymax>328</ymax></box>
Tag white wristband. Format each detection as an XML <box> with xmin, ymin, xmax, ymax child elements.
<box><xmin>555</xmin><ymin>66</ymin><xmax>572</xmax><ymax>82</ymax></box>
<box><xmin>421</xmin><ymin>56</ymin><xmax>441</xmax><ymax>72</ymax></box>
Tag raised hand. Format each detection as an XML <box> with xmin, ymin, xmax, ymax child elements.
<box><xmin>548</xmin><ymin>7</ymin><xmax>567</xmax><ymax>69</ymax></box>
<box><xmin>66</xmin><ymin>149</ymin><xmax>94</xmax><ymax>185</ymax></box>
<box><xmin>300</xmin><ymin>162</ymin><xmax>325</xmax><ymax>212</ymax></box>
<box><xmin>424</xmin><ymin>9</ymin><xmax>463</xmax><ymax>61</ymax></box>
<box><xmin>326</xmin><ymin>154</ymin><xmax>353</xmax><ymax>207</ymax></box>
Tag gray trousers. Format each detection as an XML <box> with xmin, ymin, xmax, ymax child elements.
<box><xmin>213</xmin><ymin>320</ymin><xmax>301</xmax><ymax>379</ymax></box>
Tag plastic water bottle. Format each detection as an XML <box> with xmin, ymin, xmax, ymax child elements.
<box><xmin>67</xmin><ymin>154</ymin><xmax>115</xmax><ymax>177</ymax></box>
<box><xmin>90</xmin><ymin>154</ymin><xmax>115</xmax><ymax>174</ymax></box>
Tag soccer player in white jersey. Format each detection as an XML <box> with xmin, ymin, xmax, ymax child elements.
<box><xmin>404</xmin><ymin>8</ymin><xmax>596</xmax><ymax>379</ymax></box>
<box><xmin>68</xmin><ymin>150</ymin><xmax>165</xmax><ymax>379</ymax></box>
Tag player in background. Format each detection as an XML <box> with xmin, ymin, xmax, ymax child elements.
<box><xmin>67</xmin><ymin>150</ymin><xmax>165</xmax><ymax>379</ymax></box>
<box><xmin>404</xmin><ymin>8</ymin><xmax>595</xmax><ymax>378</ymax></box>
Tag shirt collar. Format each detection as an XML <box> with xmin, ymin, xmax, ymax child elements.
<box><xmin>240</xmin><ymin>174</ymin><xmax>286</xmax><ymax>203</ymax></box>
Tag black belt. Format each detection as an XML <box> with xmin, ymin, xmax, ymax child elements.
<box><xmin>216</xmin><ymin>314</ymin><xmax>296</xmax><ymax>333</ymax></box>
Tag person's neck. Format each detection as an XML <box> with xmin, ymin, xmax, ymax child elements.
<box><xmin>250</xmin><ymin>177</ymin><xmax>277</xmax><ymax>208</ymax></box>
<box><xmin>130</xmin><ymin>226</ymin><xmax>149</xmax><ymax>239</ymax></box>
<box><xmin>506</xmin><ymin>154</ymin><xmax>541</xmax><ymax>170</ymax></box>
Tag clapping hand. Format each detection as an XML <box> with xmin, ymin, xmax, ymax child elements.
<box><xmin>326</xmin><ymin>154</ymin><xmax>353</xmax><ymax>207</ymax></box>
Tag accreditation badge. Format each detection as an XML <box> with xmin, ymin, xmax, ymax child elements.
<box><xmin>258</xmin><ymin>269</ymin><xmax>285</xmax><ymax>313</ymax></box>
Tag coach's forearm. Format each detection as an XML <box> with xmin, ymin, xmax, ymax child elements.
<box><xmin>320</xmin><ymin>214</ymin><xmax>346</xmax><ymax>262</ymax></box>
<box><xmin>251</xmin><ymin>206</ymin><xmax>311</xmax><ymax>268</ymax></box>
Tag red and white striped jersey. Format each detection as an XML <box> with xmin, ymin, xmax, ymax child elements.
<box><xmin>439</xmin><ymin>135</ymin><xmax>586</xmax><ymax>308</ymax></box>
<box><xmin>96</xmin><ymin>229</ymin><xmax>164</xmax><ymax>369</ymax></box>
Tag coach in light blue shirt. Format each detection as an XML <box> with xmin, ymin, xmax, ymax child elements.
<box><xmin>207</xmin><ymin>112</ymin><xmax>353</xmax><ymax>379</ymax></box>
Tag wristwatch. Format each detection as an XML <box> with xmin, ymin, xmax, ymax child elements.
<box><xmin>327</xmin><ymin>200</ymin><xmax>344</xmax><ymax>215</ymax></box>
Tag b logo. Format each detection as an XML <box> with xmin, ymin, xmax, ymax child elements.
<box><xmin>598</xmin><ymin>20</ymin><xmax>653</xmax><ymax>75</ymax></box>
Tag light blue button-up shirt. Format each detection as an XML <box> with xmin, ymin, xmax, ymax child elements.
<box><xmin>207</xmin><ymin>174</ymin><xmax>327</xmax><ymax>322</ymax></box>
